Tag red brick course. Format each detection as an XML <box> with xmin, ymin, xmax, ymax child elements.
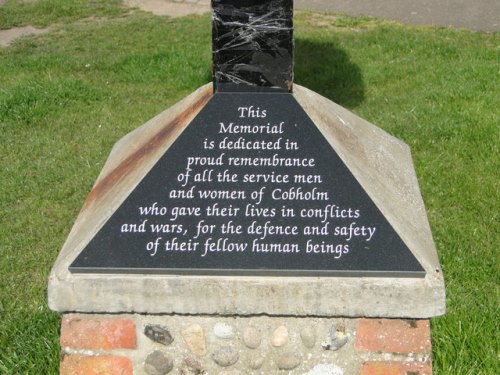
<box><xmin>60</xmin><ymin>316</ymin><xmax>136</xmax><ymax>350</ymax></box>
<box><xmin>360</xmin><ymin>360</ymin><xmax>432</xmax><ymax>375</ymax></box>
<box><xmin>356</xmin><ymin>319</ymin><xmax>431</xmax><ymax>353</ymax></box>
<box><xmin>58</xmin><ymin>315</ymin><xmax>434</xmax><ymax>374</ymax></box>
<box><xmin>60</xmin><ymin>355</ymin><xmax>133</xmax><ymax>375</ymax></box>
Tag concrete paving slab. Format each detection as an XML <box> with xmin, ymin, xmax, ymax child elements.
<box><xmin>295</xmin><ymin>0</ymin><xmax>499</xmax><ymax>32</ymax></box>
<box><xmin>124</xmin><ymin>0</ymin><xmax>498</xmax><ymax>31</ymax></box>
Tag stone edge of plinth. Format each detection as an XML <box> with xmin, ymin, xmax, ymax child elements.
<box><xmin>48</xmin><ymin>84</ymin><xmax>445</xmax><ymax>318</ymax></box>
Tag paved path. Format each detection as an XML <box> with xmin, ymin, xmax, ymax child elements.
<box><xmin>127</xmin><ymin>0</ymin><xmax>498</xmax><ymax>32</ymax></box>
<box><xmin>295</xmin><ymin>0</ymin><xmax>499</xmax><ymax>32</ymax></box>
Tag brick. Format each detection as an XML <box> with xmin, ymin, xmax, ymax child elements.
<box><xmin>61</xmin><ymin>316</ymin><xmax>136</xmax><ymax>350</ymax></box>
<box><xmin>360</xmin><ymin>362</ymin><xmax>401</xmax><ymax>375</ymax></box>
<box><xmin>356</xmin><ymin>319</ymin><xmax>431</xmax><ymax>353</ymax></box>
<box><xmin>60</xmin><ymin>355</ymin><xmax>133</xmax><ymax>375</ymax></box>
<box><xmin>402</xmin><ymin>360</ymin><xmax>433</xmax><ymax>375</ymax></box>
<box><xmin>361</xmin><ymin>361</ymin><xmax>432</xmax><ymax>375</ymax></box>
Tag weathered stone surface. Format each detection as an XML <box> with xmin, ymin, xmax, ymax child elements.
<box><xmin>144</xmin><ymin>351</ymin><xmax>173</xmax><ymax>375</ymax></box>
<box><xmin>300</xmin><ymin>326</ymin><xmax>316</xmax><ymax>349</ymax></box>
<box><xmin>271</xmin><ymin>325</ymin><xmax>289</xmax><ymax>347</ymax></box>
<box><xmin>242</xmin><ymin>326</ymin><xmax>261</xmax><ymax>349</ymax></box>
<box><xmin>212</xmin><ymin>346</ymin><xmax>239</xmax><ymax>367</ymax></box>
<box><xmin>144</xmin><ymin>324</ymin><xmax>173</xmax><ymax>346</ymax></box>
<box><xmin>214</xmin><ymin>322</ymin><xmax>235</xmax><ymax>339</ymax></box>
<box><xmin>276</xmin><ymin>352</ymin><xmax>301</xmax><ymax>370</ymax></box>
<box><xmin>182</xmin><ymin>324</ymin><xmax>207</xmax><ymax>356</ymax></box>
<box><xmin>48</xmin><ymin>84</ymin><xmax>445</xmax><ymax>318</ymax></box>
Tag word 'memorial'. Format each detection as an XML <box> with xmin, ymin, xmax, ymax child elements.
<box><xmin>212</xmin><ymin>0</ymin><xmax>294</xmax><ymax>92</ymax></box>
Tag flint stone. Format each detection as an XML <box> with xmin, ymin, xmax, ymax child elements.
<box><xmin>212</xmin><ymin>346</ymin><xmax>239</xmax><ymax>367</ymax></box>
<box><xmin>322</xmin><ymin>325</ymin><xmax>348</xmax><ymax>351</ymax></box>
<box><xmin>144</xmin><ymin>351</ymin><xmax>173</xmax><ymax>375</ymax></box>
<box><xmin>144</xmin><ymin>324</ymin><xmax>174</xmax><ymax>346</ymax></box>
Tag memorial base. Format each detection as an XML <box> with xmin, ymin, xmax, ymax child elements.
<box><xmin>48</xmin><ymin>83</ymin><xmax>445</xmax><ymax>317</ymax></box>
<box><xmin>59</xmin><ymin>313</ymin><xmax>433</xmax><ymax>375</ymax></box>
<box><xmin>49</xmin><ymin>83</ymin><xmax>444</xmax><ymax>374</ymax></box>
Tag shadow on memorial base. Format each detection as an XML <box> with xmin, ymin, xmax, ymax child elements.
<box><xmin>294</xmin><ymin>38</ymin><xmax>365</xmax><ymax>108</ymax></box>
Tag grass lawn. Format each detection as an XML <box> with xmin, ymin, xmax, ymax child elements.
<box><xmin>0</xmin><ymin>1</ymin><xmax>498</xmax><ymax>374</ymax></box>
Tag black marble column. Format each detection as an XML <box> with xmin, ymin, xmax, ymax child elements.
<box><xmin>212</xmin><ymin>0</ymin><xmax>294</xmax><ymax>92</ymax></box>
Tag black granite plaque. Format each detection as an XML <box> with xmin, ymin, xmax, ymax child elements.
<box><xmin>212</xmin><ymin>0</ymin><xmax>294</xmax><ymax>92</ymax></box>
<box><xmin>70</xmin><ymin>93</ymin><xmax>425</xmax><ymax>277</ymax></box>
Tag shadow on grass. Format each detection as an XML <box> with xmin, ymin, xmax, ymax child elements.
<box><xmin>294</xmin><ymin>38</ymin><xmax>365</xmax><ymax>108</ymax></box>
